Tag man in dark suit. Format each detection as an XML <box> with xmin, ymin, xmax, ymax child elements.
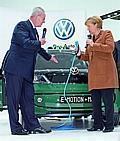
<box><xmin>4</xmin><ymin>7</ymin><xmax>58</xmax><ymax>135</ymax></box>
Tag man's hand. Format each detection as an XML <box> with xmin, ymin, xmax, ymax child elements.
<box><xmin>40</xmin><ymin>38</ymin><xmax>46</xmax><ymax>45</ymax></box>
<box><xmin>50</xmin><ymin>55</ymin><xmax>58</xmax><ymax>63</ymax></box>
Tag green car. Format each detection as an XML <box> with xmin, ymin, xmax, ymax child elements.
<box><xmin>0</xmin><ymin>73</ymin><xmax>6</xmax><ymax>111</ymax></box>
<box><xmin>34</xmin><ymin>49</ymin><xmax>91</xmax><ymax>118</ymax></box>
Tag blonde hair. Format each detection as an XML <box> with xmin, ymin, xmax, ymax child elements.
<box><xmin>85</xmin><ymin>16</ymin><xmax>103</xmax><ymax>29</ymax></box>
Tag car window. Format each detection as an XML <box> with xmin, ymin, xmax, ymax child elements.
<box><xmin>35</xmin><ymin>51</ymin><xmax>87</xmax><ymax>70</ymax></box>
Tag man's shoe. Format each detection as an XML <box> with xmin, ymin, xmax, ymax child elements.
<box><xmin>29</xmin><ymin>127</ymin><xmax>52</xmax><ymax>134</ymax></box>
<box><xmin>103</xmin><ymin>128</ymin><xmax>114</xmax><ymax>133</ymax></box>
<box><xmin>87</xmin><ymin>126</ymin><xmax>103</xmax><ymax>131</ymax></box>
<box><xmin>12</xmin><ymin>129</ymin><xmax>29</xmax><ymax>135</ymax></box>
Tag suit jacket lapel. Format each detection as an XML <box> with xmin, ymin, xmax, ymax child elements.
<box><xmin>93</xmin><ymin>30</ymin><xmax>103</xmax><ymax>42</ymax></box>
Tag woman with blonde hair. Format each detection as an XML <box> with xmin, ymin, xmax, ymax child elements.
<box><xmin>78</xmin><ymin>16</ymin><xmax>119</xmax><ymax>132</ymax></box>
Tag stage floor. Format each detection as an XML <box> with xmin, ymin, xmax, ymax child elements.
<box><xmin>0</xmin><ymin>110</ymin><xmax>120</xmax><ymax>141</ymax></box>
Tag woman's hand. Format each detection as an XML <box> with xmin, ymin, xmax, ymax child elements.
<box><xmin>86</xmin><ymin>39</ymin><xmax>94</xmax><ymax>47</ymax></box>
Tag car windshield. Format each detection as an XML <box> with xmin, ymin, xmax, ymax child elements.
<box><xmin>35</xmin><ymin>50</ymin><xmax>87</xmax><ymax>70</ymax></box>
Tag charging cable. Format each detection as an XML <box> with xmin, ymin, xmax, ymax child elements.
<box><xmin>52</xmin><ymin>55</ymin><xmax>77</xmax><ymax>129</ymax></box>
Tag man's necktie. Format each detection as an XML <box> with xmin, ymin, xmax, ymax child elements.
<box><xmin>34</xmin><ymin>28</ymin><xmax>39</xmax><ymax>40</ymax></box>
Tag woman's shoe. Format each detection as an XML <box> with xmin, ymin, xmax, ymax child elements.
<box><xmin>103</xmin><ymin>128</ymin><xmax>114</xmax><ymax>133</ymax></box>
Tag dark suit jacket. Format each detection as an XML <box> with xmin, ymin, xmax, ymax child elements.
<box><xmin>4</xmin><ymin>20</ymin><xmax>51</xmax><ymax>82</ymax></box>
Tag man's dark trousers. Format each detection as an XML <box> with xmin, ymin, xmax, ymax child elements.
<box><xmin>5</xmin><ymin>72</ymin><xmax>40</xmax><ymax>133</ymax></box>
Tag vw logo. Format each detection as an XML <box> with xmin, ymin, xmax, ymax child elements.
<box><xmin>70</xmin><ymin>67</ymin><xmax>79</xmax><ymax>75</ymax></box>
<box><xmin>53</xmin><ymin>19</ymin><xmax>75</xmax><ymax>40</ymax></box>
